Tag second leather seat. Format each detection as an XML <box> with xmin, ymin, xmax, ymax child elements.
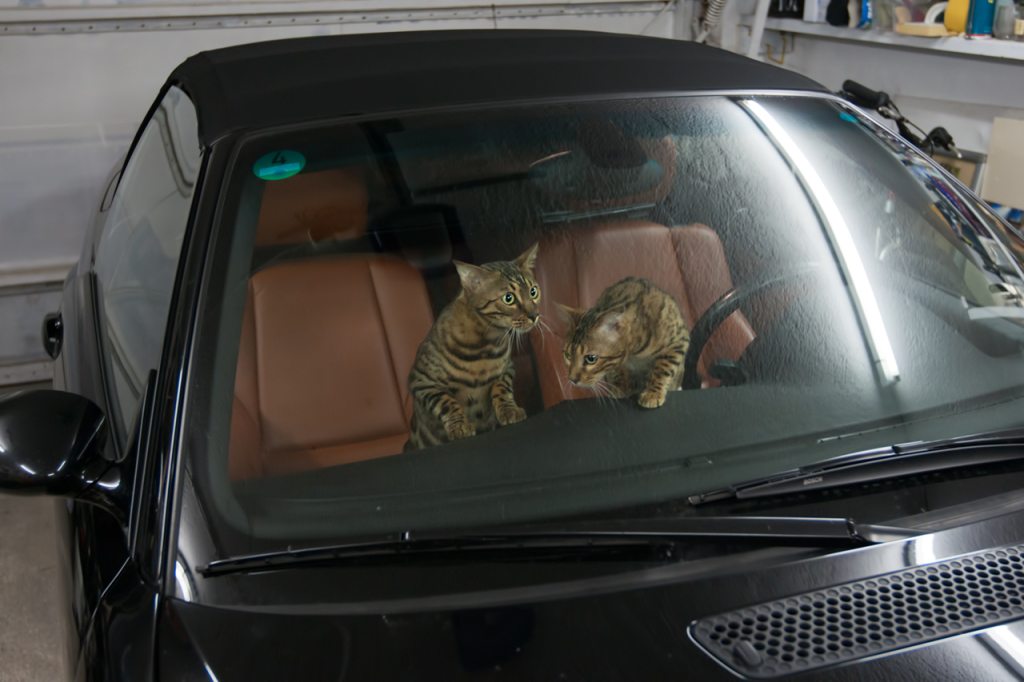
<box><xmin>530</xmin><ymin>220</ymin><xmax>756</xmax><ymax>407</ymax></box>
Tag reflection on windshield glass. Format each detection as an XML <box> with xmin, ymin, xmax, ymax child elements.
<box><xmin>745</xmin><ymin>100</ymin><xmax>899</xmax><ymax>384</ymax></box>
<box><xmin>193</xmin><ymin>95</ymin><xmax>1024</xmax><ymax>553</ymax></box>
<box><xmin>95</xmin><ymin>86</ymin><xmax>200</xmax><ymax>433</ymax></box>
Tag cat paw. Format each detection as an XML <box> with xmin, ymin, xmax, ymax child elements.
<box><xmin>446</xmin><ymin>421</ymin><xmax>476</xmax><ymax>440</ymax></box>
<box><xmin>637</xmin><ymin>390</ymin><xmax>666</xmax><ymax>409</ymax></box>
<box><xmin>497</xmin><ymin>405</ymin><xmax>527</xmax><ymax>426</ymax></box>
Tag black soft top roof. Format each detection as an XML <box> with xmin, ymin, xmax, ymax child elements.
<box><xmin>169</xmin><ymin>29</ymin><xmax>828</xmax><ymax>146</ymax></box>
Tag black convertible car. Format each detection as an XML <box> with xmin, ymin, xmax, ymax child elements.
<box><xmin>5</xmin><ymin>29</ymin><xmax>1024</xmax><ymax>680</ymax></box>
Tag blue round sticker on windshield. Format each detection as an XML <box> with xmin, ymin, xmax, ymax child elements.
<box><xmin>253</xmin><ymin>150</ymin><xmax>306</xmax><ymax>181</ymax></box>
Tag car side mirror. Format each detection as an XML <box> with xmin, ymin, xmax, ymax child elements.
<box><xmin>0</xmin><ymin>390</ymin><xmax>110</xmax><ymax>497</ymax></box>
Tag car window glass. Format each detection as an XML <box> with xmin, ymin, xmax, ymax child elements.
<box><xmin>95</xmin><ymin>86</ymin><xmax>200</xmax><ymax>434</ymax></box>
<box><xmin>179</xmin><ymin>96</ymin><xmax>1024</xmax><ymax>605</ymax></box>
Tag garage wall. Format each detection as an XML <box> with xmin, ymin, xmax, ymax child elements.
<box><xmin>757</xmin><ymin>32</ymin><xmax>1024</xmax><ymax>156</ymax></box>
<box><xmin>0</xmin><ymin>1</ymin><xmax>676</xmax><ymax>278</ymax></box>
<box><xmin>709</xmin><ymin>0</ymin><xmax>1024</xmax><ymax>159</ymax></box>
<box><xmin>0</xmin><ymin>0</ymin><xmax>677</xmax><ymax>375</ymax></box>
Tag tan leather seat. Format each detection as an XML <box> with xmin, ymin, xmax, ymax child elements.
<box><xmin>229</xmin><ymin>169</ymin><xmax>434</xmax><ymax>480</ymax></box>
<box><xmin>254</xmin><ymin>167</ymin><xmax>368</xmax><ymax>246</ymax></box>
<box><xmin>530</xmin><ymin>220</ymin><xmax>756</xmax><ymax>407</ymax></box>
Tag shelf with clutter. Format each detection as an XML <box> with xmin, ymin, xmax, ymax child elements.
<box><xmin>752</xmin><ymin>0</ymin><xmax>1024</xmax><ymax>61</ymax></box>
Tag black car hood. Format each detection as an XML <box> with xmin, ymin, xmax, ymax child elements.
<box><xmin>160</xmin><ymin>509</ymin><xmax>1024</xmax><ymax>681</ymax></box>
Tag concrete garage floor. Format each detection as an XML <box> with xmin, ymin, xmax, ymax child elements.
<box><xmin>0</xmin><ymin>381</ymin><xmax>68</xmax><ymax>681</ymax></box>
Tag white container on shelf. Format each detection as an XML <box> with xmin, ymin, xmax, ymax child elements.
<box><xmin>803</xmin><ymin>0</ymin><xmax>829</xmax><ymax>23</ymax></box>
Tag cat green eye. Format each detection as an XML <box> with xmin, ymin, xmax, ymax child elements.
<box><xmin>584</xmin><ymin>354</ymin><xmax>598</xmax><ymax>365</ymax></box>
<box><xmin>529</xmin><ymin>286</ymin><xmax>539</xmax><ymax>299</ymax></box>
<box><xmin>502</xmin><ymin>293</ymin><xmax>516</xmax><ymax>305</ymax></box>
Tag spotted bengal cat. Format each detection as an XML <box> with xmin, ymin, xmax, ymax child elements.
<box><xmin>404</xmin><ymin>244</ymin><xmax>540</xmax><ymax>451</ymax></box>
<box><xmin>558</xmin><ymin>277</ymin><xmax>690</xmax><ymax>409</ymax></box>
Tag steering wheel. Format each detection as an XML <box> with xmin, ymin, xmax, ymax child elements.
<box><xmin>680</xmin><ymin>263</ymin><xmax>823</xmax><ymax>390</ymax></box>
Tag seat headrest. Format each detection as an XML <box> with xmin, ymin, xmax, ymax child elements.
<box><xmin>255</xmin><ymin>167</ymin><xmax>368</xmax><ymax>246</ymax></box>
<box><xmin>531</xmin><ymin>136</ymin><xmax>677</xmax><ymax>213</ymax></box>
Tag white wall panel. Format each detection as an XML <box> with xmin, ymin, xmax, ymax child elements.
<box><xmin>758</xmin><ymin>31</ymin><xmax>1024</xmax><ymax>157</ymax></box>
<box><xmin>0</xmin><ymin>5</ymin><xmax>671</xmax><ymax>277</ymax></box>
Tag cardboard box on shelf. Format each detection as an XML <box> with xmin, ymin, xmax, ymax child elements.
<box><xmin>981</xmin><ymin>118</ymin><xmax>1024</xmax><ymax>211</ymax></box>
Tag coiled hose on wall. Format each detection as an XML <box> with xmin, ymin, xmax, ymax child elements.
<box><xmin>696</xmin><ymin>0</ymin><xmax>728</xmax><ymax>42</ymax></box>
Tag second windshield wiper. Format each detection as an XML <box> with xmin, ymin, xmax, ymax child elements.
<box><xmin>689</xmin><ymin>428</ymin><xmax>1024</xmax><ymax>506</ymax></box>
<box><xmin>197</xmin><ymin>516</ymin><xmax>915</xmax><ymax>578</ymax></box>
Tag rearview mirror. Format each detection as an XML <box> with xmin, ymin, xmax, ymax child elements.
<box><xmin>0</xmin><ymin>390</ymin><xmax>109</xmax><ymax>496</ymax></box>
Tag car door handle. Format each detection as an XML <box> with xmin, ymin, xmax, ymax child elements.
<box><xmin>42</xmin><ymin>312</ymin><xmax>63</xmax><ymax>359</ymax></box>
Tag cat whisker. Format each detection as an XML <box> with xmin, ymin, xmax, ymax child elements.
<box><xmin>588</xmin><ymin>383</ymin><xmax>610</xmax><ymax>408</ymax></box>
<box><xmin>557</xmin><ymin>370</ymin><xmax>570</xmax><ymax>396</ymax></box>
<box><xmin>534</xmin><ymin>318</ymin><xmax>554</xmax><ymax>351</ymax></box>
<box><xmin>528</xmin><ymin>323</ymin><xmax>544</xmax><ymax>350</ymax></box>
<box><xmin>597</xmin><ymin>380</ymin><xmax>618</xmax><ymax>408</ymax></box>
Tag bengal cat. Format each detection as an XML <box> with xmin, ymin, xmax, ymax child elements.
<box><xmin>404</xmin><ymin>244</ymin><xmax>541</xmax><ymax>451</ymax></box>
<box><xmin>558</xmin><ymin>277</ymin><xmax>690</xmax><ymax>409</ymax></box>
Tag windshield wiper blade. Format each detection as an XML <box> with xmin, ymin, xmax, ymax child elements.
<box><xmin>689</xmin><ymin>428</ymin><xmax>1024</xmax><ymax>506</ymax></box>
<box><xmin>197</xmin><ymin>517</ymin><xmax>916</xmax><ymax>578</ymax></box>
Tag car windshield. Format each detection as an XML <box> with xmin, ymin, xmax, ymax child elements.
<box><xmin>181</xmin><ymin>94</ymin><xmax>1024</xmax><ymax>580</ymax></box>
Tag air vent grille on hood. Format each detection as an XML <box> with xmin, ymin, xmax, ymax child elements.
<box><xmin>688</xmin><ymin>544</ymin><xmax>1024</xmax><ymax>678</ymax></box>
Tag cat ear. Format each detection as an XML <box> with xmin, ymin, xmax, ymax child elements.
<box><xmin>514</xmin><ymin>242</ymin><xmax>540</xmax><ymax>273</ymax></box>
<box><xmin>595</xmin><ymin>309</ymin><xmax>625</xmax><ymax>341</ymax></box>
<box><xmin>454</xmin><ymin>261</ymin><xmax>496</xmax><ymax>292</ymax></box>
<box><xmin>556</xmin><ymin>303</ymin><xmax>586</xmax><ymax>330</ymax></box>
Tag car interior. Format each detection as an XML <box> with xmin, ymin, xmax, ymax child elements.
<box><xmin>225</xmin><ymin>111</ymin><xmax>829</xmax><ymax>482</ymax></box>
<box><xmin>228</xmin><ymin>165</ymin><xmax>767</xmax><ymax>481</ymax></box>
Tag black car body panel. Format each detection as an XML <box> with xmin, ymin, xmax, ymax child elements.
<box><xmin>168</xmin><ymin>30</ymin><xmax>827</xmax><ymax>146</ymax></box>
<box><xmin>12</xmin><ymin>28</ymin><xmax>1023</xmax><ymax>681</ymax></box>
<box><xmin>156</xmin><ymin>507</ymin><xmax>1024</xmax><ymax>681</ymax></box>
<box><xmin>51</xmin><ymin>163</ymin><xmax>137</xmax><ymax>682</ymax></box>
